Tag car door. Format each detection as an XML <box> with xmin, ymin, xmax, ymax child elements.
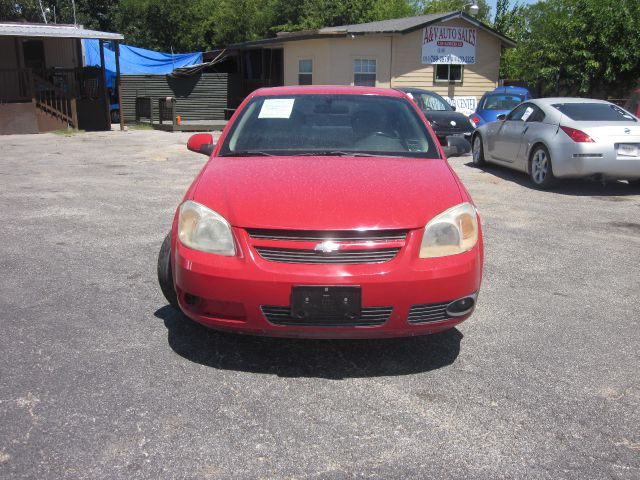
<box><xmin>491</xmin><ymin>103</ymin><xmax>531</xmax><ymax>163</ymax></box>
<box><xmin>515</xmin><ymin>104</ymin><xmax>548</xmax><ymax>171</ymax></box>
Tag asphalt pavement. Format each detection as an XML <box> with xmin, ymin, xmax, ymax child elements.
<box><xmin>1</xmin><ymin>129</ymin><xmax>639</xmax><ymax>479</ymax></box>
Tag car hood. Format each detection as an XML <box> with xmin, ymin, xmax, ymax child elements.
<box><xmin>193</xmin><ymin>156</ymin><xmax>463</xmax><ymax>230</ymax></box>
<box><xmin>423</xmin><ymin>111</ymin><xmax>474</xmax><ymax>130</ymax></box>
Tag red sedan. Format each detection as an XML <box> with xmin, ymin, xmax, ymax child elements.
<box><xmin>157</xmin><ymin>86</ymin><xmax>483</xmax><ymax>338</ymax></box>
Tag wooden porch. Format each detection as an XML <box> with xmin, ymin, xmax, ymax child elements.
<box><xmin>0</xmin><ymin>23</ymin><xmax>124</xmax><ymax>135</ymax></box>
<box><xmin>0</xmin><ymin>66</ymin><xmax>116</xmax><ymax>133</ymax></box>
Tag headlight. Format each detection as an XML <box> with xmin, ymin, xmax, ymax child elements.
<box><xmin>419</xmin><ymin>203</ymin><xmax>478</xmax><ymax>258</ymax></box>
<box><xmin>178</xmin><ymin>200</ymin><xmax>235</xmax><ymax>256</ymax></box>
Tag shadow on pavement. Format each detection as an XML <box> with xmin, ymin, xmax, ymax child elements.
<box><xmin>464</xmin><ymin>161</ymin><xmax>639</xmax><ymax>197</ymax></box>
<box><xmin>154</xmin><ymin>305</ymin><xmax>462</xmax><ymax>379</ymax></box>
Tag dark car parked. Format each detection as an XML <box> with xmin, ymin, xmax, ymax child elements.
<box><xmin>395</xmin><ymin>87</ymin><xmax>476</xmax><ymax>147</ymax></box>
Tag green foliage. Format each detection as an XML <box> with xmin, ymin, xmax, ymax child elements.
<box><xmin>502</xmin><ymin>0</ymin><xmax>640</xmax><ymax>97</ymax></box>
<box><xmin>1</xmin><ymin>0</ymin><xmax>481</xmax><ymax>49</ymax></box>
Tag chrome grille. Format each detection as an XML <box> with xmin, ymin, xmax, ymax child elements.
<box><xmin>261</xmin><ymin>305</ymin><xmax>392</xmax><ymax>327</ymax></box>
<box><xmin>255</xmin><ymin>247</ymin><xmax>399</xmax><ymax>264</ymax></box>
<box><xmin>247</xmin><ymin>229</ymin><xmax>408</xmax><ymax>242</ymax></box>
<box><xmin>407</xmin><ymin>302</ymin><xmax>450</xmax><ymax>324</ymax></box>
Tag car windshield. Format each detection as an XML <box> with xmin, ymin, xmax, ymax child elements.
<box><xmin>552</xmin><ymin>103</ymin><xmax>637</xmax><ymax>122</ymax></box>
<box><xmin>480</xmin><ymin>94</ymin><xmax>524</xmax><ymax>111</ymax></box>
<box><xmin>219</xmin><ymin>94</ymin><xmax>439</xmax><ymax>158</ymax></box>
<box><xmin>409</xmin><ymin>92</ymin><xmax>452</xmax><ymax>111</ymax></box>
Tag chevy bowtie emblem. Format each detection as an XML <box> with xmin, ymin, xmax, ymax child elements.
<box><xmin>314</xmin><ymin>241</ymin><xmax>340</xmax><ymax>253</ymax></box>
<box><xmin>624</xmin><ymin>128</ymin><xmax>631</xmax><ymax>134</ymax></box>
<box><xmin>450</xmin><ymin>120</ymin><xmax>457</xmax><ymax>126</ymax></box>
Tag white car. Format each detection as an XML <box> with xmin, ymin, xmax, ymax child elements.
<box><xmin>471</xmin><ymin>97</ymin><xmax>640</xmax><ymax>188</ymax></box>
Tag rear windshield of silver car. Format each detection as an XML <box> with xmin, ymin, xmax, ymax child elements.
<box><xmin>552</xmin><ymin>103</ymin><xmax>637</xmax><ymax>122</ymax></box>
<box><xmin>219</xmin><ymin>94</ymin><xmax>440</xmax><ymax>158</ymax></box>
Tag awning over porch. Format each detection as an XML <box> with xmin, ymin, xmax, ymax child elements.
<box><xmin>0</xmin><ymin>23</ymin><xmax>123</xmax><ymax>41</ymax></box>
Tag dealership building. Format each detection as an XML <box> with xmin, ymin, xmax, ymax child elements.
<box><xmin>231</xmin><ymin>11</ymin><xmax>515</xmax><ymax>115</ymax></box>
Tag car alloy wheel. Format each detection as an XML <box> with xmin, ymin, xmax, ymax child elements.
<box><xmin>529</xmin><ymin>146</ymin><xmax>555</xmax><ymax>189</ymax></box>
<box><xmin>472</xmin><ymin>135</ymin><xmax>485</xmax><ymax>166</ymax></box>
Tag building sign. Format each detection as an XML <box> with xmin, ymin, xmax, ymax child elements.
<box><xmin>422</xmin><ymin>26</ymin><xmax>477</xmax><ymax>64</ymax></box>
<box><xmin>447</xmin><ymin>96</ymin><xmax>478</xmax><ymax>117</ymax></box>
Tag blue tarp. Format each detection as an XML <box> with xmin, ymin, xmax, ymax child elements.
<box><xmin>83</xmin><ymin>39</ymin><xmax>203</xmax><ymax>88</ymax></box>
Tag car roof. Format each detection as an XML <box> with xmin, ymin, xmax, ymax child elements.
<box><xmin>531</xmin><ymin>97</ymin><xmax>613</xmax><ymax>106</ymax></box>
<box><xmin>251</xmin><ymin>85</ymin><xmax>407</xmax><ymax>98</ymax></box>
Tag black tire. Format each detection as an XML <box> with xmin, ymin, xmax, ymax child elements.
<box><xmin>157</xmin><ymin>232</ymin><xmax>180</xmax><ymax>310</ymax></box>
<box><xmin>529</xmin><ymin>145</ymin><xmax>556</xmax><ymax>189</ymax></box>
<box><xmin>471</xmin><ymin>134</ymin><xmax>486</xmax><ymax>167</ymax></box>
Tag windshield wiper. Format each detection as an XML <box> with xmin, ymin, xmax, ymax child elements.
<box><xmin>221</xmin><ymin>151</ymin><xmax>275</xmax><ymax>157</ymax></box>
<box><xmin>297</xmin><ymin>151</ymin><xmax>390</xmax><ymax>157</ymax></box>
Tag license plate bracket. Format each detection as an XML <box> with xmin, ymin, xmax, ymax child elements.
<box><xmin>617</xmin><ymin>143</ymin><xmax>640</xmax><ymax>157</ymax></box>
<box><xmin>291</xmin><ymin>286</ymin><xmax>362</xmax><ymax>322</ymax></box>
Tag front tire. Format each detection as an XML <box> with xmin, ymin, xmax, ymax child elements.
<box><xmin>472</xmin><ymin>134</ymin><xmax>486</xmax><ymax>167</ymax></box>
<box><xmin>529</xmin><ymin>145</ymin><xmax>556</xmax><ymax>189</ymax></box>
<box><xmin>157</xmin><ymin>232</ymin><xmax>179</xmax><ymax>310</ymax></box>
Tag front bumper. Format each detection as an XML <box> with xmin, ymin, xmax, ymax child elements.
<box><xmin>172</xmin><ymin>228</ymin><xmax>483</xmax><ymax>339</ymax></box>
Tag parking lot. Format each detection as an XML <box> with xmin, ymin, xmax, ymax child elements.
<box><xmin>1</xmin><ymin>129</ymin><xmax>639</xmax><ymax>479</ymax></box>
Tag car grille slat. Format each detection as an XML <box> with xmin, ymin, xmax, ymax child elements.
<box><xmin>247</xmin><ymin>229</ymin><xmax>408</xmax><ymax>242</ymax></box>
<box><xmin>255</xmin><ymin>247</ymin><xmax>399</xmax><ymax>264</ymax></box>
<box><xmin>261</xmin><ymin>306</ymin><xmax>393</xmax><ymax>327</ymax></box>
<box><xmin>407</xmin><ymin>302</ymin><xmax>451</xmax><ymax>324</ymax></box>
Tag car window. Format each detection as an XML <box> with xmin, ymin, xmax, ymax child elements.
<box><xmin>481</xmin><ymin>94</ymin><xmax>525</xmax><ymax>111</ymax></box>
<box><xmin>413</xmin><ymin>92</ymin><xmax>452</xmax><ymax>111</ymax></box>
<box><xmin>524</xmin><ymin>105</ymin><xmax>545</xmax><ymax>123</ymax></box>
<box><xmin>506</xmin><ymin>103</ymin><xmax>530</xmax><ymax>121</ymax></box>
<box><xmin>219</xmin><ymin>94</ymin><xmax>440</xmax><ymax>158</ymax></box>
<box><xmin>552</xmin><ymin>103</ymin><xmax>637</xmax><ymax>122</ymax></box>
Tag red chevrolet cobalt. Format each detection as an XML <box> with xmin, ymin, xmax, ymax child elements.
<box><xmin>157</xmin><ymin>86</ymin><xmax>483</xmax><ymax>338</ymax></box>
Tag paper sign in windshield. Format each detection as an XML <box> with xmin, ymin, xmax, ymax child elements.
<box><xmin>259</xmin><ymin>99</ymin><xmax>295</xmax><ymax>118</ymax></box>
<box><xmin>521</xmin><ymin>107</ymin><xmax>534</xmax><ymax>121</ymax></box>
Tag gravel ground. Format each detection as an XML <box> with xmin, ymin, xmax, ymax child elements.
<box><xmin>0</xmin><ymin>129</ymin><xmax>639</xmax><ymax>479</ymax></box>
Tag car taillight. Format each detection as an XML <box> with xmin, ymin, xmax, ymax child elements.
<box><xmin>560</xmin><ymin>126</ymin><xmax>594</xmax><ymax>143</ymax></box>
<box><xmin>471</xmin><ymin>115</ymin><xmax>481</xmax><ymax>124</ymax></box>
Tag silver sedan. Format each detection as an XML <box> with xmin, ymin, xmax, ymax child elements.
<box><xmin>471</xmin><ymin>98</ymin><xmax>640</xmax><ymax>188</ymax></box>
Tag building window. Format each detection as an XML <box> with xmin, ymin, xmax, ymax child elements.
<box><xmin>434</xmin><ymin>64</ymin><xmax>463</xmax><ymax>83</ymax></box>
<box><xmin>298</xmin><ymin>59</ymin><xmax>312</xmax><ymax>85</ymax></box>
<box><xmin>353</xmin><ymin>58</ymin><xmax>376</xmax><ymax>86</ymax></box>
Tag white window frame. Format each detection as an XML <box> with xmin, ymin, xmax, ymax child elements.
<box><xmin>434</xmin><ymin>64</ymin><xmax>464</xmax><ymax>84</ymax></box>
<box><xmin>353</xmin><ymin>58</ymin><xmax>377</xmax><ymax>87</ymax></box>
<box><xmin>298</xmin><ymin>58</ymin><xmax>313</xmax><ymax>85</ymax></box>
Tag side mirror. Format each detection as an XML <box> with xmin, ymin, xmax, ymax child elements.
<box><xmin>451</xmin><ymin>105</ymin><xmax>457</xmax><ymax>111</ymax></box>
<box><xmin>442</xmin><ymin>136</ymin><xmax>471</xmax><ymax>158</ymax></box>
<box><xmin>187</xmin><ymin>133</ymin><xmax>215</xmax><ymax>156</ymax></box>
<box><xmin>497</xmin><ymin>113</ymin><xmax>507</xmax><ymax>121</ymax></box>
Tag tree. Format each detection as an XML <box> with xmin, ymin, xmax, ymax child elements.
<box><xmin>503</xmin><ymin>0</ymin><xmax>640</xmax><ymax>97</ymax></box>
<box><xmin>493</xmin><ymin>0</ymin><xmax>513</xmax><ymax>35</ymax></box>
